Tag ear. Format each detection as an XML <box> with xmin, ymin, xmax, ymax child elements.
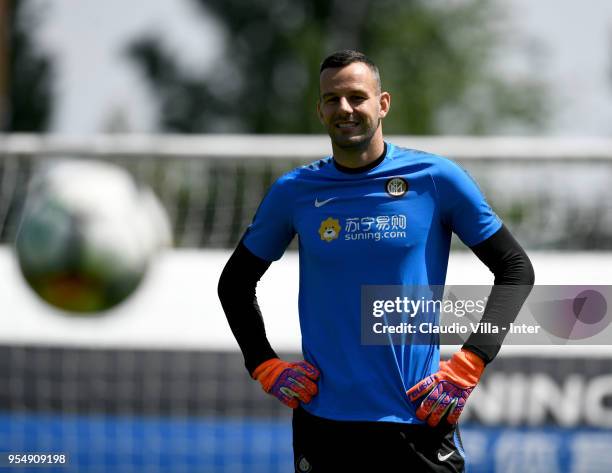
<box><xmin>379</xmin><ymin>91</ymin><xmax>391</xmax><ymax>119</ymax></box>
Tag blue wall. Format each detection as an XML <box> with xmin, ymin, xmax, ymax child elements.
<box><xmin>2</xmin><ymin>412</ymin><xmax>612</xmax><ymax>473</ymax></box>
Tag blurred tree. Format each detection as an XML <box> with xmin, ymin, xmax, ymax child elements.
<box><xmin>127</xmin><ymin>0</ymin><xmax>547</xmax><ymax>134</ymax></box>
<box><xmin>0</xmin><ymin>0</ymin><xmax>54</xmax><ymax>131</ymax></box>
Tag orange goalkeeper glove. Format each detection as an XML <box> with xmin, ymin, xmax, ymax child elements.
<box><xmin>252</xmin><ymin>358</ymin><xmax>320</xmax><ymax>408</ymax></box>
<box><xmin>407</xmin><ymin>349</ymin><xmax>485</xmax><ymax>426</ymax></box>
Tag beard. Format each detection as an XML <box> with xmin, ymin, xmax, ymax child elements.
<box><xmin>329</xmin><ymin>118</ymin><xmax>381</xmax><ymax>151</ymax></box>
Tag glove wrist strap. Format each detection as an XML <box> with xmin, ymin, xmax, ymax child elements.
<box><xmin>252</xmin><ymin>358</ymin><xmax>286</xmax><ymax>392</ymax></box>
<box><xmin>440</xmin><ymin>349</ymin><xmax>485</xmax><ymax>386</ymax></box>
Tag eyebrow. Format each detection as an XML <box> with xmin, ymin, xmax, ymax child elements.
<box><xmin>321</xmin><ymin>90</ymin><xmax>369</xmax><ymax>99</ymax></box>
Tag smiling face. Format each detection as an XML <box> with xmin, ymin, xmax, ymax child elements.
<box><xmin>317</xmin><ymin>62</ymin><xmax>390</xmax><ymax>153</ymax></box>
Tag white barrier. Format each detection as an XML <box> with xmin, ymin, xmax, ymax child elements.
<box><xmin>1</xmin><ymin>246</ymin><xmax>611</xmax><ymax>355</ymax></box>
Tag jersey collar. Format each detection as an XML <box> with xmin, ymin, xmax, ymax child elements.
<box><xmin>333</xmin><ymin>142</ymin><xmax>388</xmax><ymax>174</ymax></box>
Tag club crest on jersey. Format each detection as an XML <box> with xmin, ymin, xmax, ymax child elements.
<box><xmin>318</xmin><ymin>217</ymin><xmax>341</xmax><ymax>242</ymax></box>
<box><xmin>386</xmin><ymin>177</ymin><xmax>408</xmax><ymax>197</ymax></box>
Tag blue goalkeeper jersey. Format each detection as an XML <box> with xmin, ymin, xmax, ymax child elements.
<box><xmin>242</xmin><ymin>142</ymin><xmax>501</xmax><ymax>423</ymax></box>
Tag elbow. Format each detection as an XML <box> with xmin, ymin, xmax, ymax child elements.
<box><xmin>218</xmin><ymin>242</ymin><xmax>269</xmax><ymax>310</ymax></box>
<box><xmin>218</xmin><ymin>260</ymin><xmax>256</xmax><ymax>308</ymax></box>
<box><xmin>515</xmin><ymin>247</ymin><xmax>535</xmax><ymax>287</ymax></box>
<box><xmin>509</xmin><ymin>251</ymin><xmax>535</xmax><ymax>287</ymax></box>
<box><xmin>524</xmin><ymin>255</ymin><xmax>535</xmax><ymax>287</ymax></box>
<box><xmin>494</xmin><ymin>251</ymin><xmax>535</xmax><ymax>287</ymax></box>
<box><xmin>217</xmin><ymin>264</ymin><xmax>233</xmax><ymax>307</ymax></box>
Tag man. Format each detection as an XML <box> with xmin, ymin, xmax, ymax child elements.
<box><xmin>218</xmin><ymin>50</ymin><xmax>534</xmax><ymax>472</ymax></box>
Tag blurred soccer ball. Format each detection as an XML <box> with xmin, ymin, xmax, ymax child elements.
<box><xmin>15</xmin><ymin>159</ymin><xmax>171</xmax><ymax>314</ymax></box>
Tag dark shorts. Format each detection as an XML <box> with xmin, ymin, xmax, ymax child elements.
<box><xmin>292</xmin><ymin>407</ymin><xmax>466</xmax><ymax>473</ymax></box>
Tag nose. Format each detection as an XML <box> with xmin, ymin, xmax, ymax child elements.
<box><xmin>337</xmin><ymin>97</ymin><xmax>353</xmax><ymax>114</ymax></box>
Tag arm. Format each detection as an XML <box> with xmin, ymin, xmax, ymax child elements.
<box><xmin>408</xmin><ymin>225</ymin><xmax>534</xmax><ymax>426</ymax></box>
<box><xmin>463</xmin><ymin>224</ymin><xmax>535</xmax><ymax>363</ymax></box>
<box><xmin>217</xmin><ymin>240</ymin><xmax>277</xmax><ymax>374</ymax></box>
<box><xmin>218</xmin><ymin>240</ymin><xmax>319</xmax><ymax>408</ymax></box>
<box><xmin>430</xmin><ymin>158</ymin><xmax>535</xmax><ymax>361</ymax></box>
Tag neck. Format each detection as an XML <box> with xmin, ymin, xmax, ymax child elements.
<box><xmin>332</xmin><ymin>129</ymin><xmax>385</xmax><ymax>169</ymax></box>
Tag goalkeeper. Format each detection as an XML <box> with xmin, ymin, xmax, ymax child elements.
<box><xmin>218</xmin><ymin>50</ymin><xmax>534</xmax><ymax>472</ymax></box>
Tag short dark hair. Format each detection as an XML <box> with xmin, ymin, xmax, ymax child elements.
<box><xmin>320</xmin><ymin>50</ymin><xmax>381</xmax><ymax>92</ymax></box>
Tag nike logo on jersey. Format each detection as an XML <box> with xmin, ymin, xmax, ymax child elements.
<box><xmin>314</xmin><ymin>197</ymin><xmax>336</xmax><ymax>207</ymax></box>
<box><xmin>437</xmin><ymin>451</ymin><xmax>454</xmax><ymax>462</ymax></box>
